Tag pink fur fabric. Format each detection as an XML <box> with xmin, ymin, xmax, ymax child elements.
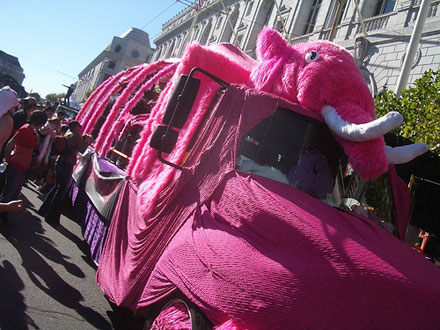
<box><xmin>93</xmin><ymin>64</ymin><xmax>150</xmax><ymax>150</ymax></box>
<box><xmin>249</xmin><ymin>28</ymin><xmax>386</xmax><ymax>180</ymax></box>
<box><xmin>79</xmin><ymin>67</ymin><xmax>136</xmax><ymax>126</ymax></box>
<box><xmin>81</xmin><ymin>67</ymin><xmax>142</xmax><ymax>135</ymax></box>
<box><xmin>128</xmin><ymin>42</ymin><xmax>251</xmax><ymax>219</ymax></box>
<box><xmin>94</xmin><ymin>61</ymin><xmax>175</xmax><ymax>155</ymax></box>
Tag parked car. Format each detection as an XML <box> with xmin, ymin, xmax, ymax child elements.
<box><xmin>55</xmin><ymin>104</ymin><xmax>78</xmax><ymax>120</ymax></box>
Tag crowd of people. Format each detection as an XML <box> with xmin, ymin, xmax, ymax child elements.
<box><xmin>0</xmin><ymin>86</ymin><xmax>92</xmax><ymax>227</ymax></box>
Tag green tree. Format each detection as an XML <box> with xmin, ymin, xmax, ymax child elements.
<box><xmin>82</xmin><ymin>88</ymin><xmax>96</xmax><ymax>102</ymax></box>
<box><xmin>46</xmin><ymin>93</ymin><xmax>65</xmax><ymax>105</ymax></box>
<box><xmin>375</xmin><ymin>69</ymin><xmax>440</xmax><ymax>155</ymax></box>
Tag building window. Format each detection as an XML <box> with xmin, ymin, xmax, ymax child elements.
<box><xmin>216</xmin><ymin>16</ymin><xmax>223</xmax><ymax>30</ymax></box>
<box><xmin>275</xmin><ymin>18</ymin><xmax>285</xmax><ymax>33</ymax></box>
<box><xmin>175</xmin><ymin>37</ymin><xmax>182</xmax><ymax>53</ymax></box>
<box><xmin>236</xmin><ymin>34</ymin><xmax>244</xmax><ymax>48</ymax></box>
<box><xmin>304</xmin><ymin>0</ymin><xmax>322</xmax><ymax>34</ymax></box>
<box><xmin>246</xmin><ymin>1</ymin><xmax>254</xmax><ymax>16</ymax></box>
<box><xmin>131</xmin><ymin>50</ymin><xmax>140</xmax><ymax>59</ymax></box>
<box><xmin>193</xmin><ymin>27</ymin><xmax>200</xmax><ymax>41</ymax></box>
<box><xmin>324</xmin><ymin>0</ymin><xmax>348</xmax><ymax>29</ymax></box>
<box><xmin>373</xmin><ymin>0</ymin><xmax>396</xmax><ymax>16</ymax></box>
<box><xmin>108</xmin><ymin>61</ymin><xmax>116</xmax><ymax>69</ymax></box>
<box><xmin>114</xmin><ymin>45</ymin><xmax>122</xmax><ymax>52</ymax></box>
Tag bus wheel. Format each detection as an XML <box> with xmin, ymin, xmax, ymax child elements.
<box><xmin>143</xmin><ymin>298</ymin><xmax>210</xmax><ymax>330</ymax></box>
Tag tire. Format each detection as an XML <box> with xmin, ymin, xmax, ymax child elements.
<box><xmin>143</xmin><ymin>296</ymin><xmax>211</xmax><ymax>330</ymax></box>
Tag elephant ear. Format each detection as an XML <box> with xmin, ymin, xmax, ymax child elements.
<box><xmin>250</xmin><ymin>28</ymin><xmax>290</xmax><ymax>92</ymax></box>
<box><xmin>256</xmin><ymin>27</ymin><xmax>288</xmax><ymax>62</ymax></box>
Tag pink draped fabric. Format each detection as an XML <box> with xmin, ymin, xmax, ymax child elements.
<box><xmin>97</xmin><ymin>86</ymin><xmax>253</xmax><ymax>307</ymax></box>
<box><xmin>127</xmin><ymin>42</ymin><xmax>252</xmax><ymax>220</ymax></box>
<box><xmin>97</xmin><ymin>85</ymin><xmax>440</xmax><ymax>328</ymax></box>
<box><xmin>147</xmin><ymin>172</ymin><xmax>440</xmax><ymax>329</ymax></box>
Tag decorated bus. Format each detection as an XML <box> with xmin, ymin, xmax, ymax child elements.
<box><xmin>72</xmin><ymin>28</ymin><xmax>440</xmax><ymax>329</ymax></box>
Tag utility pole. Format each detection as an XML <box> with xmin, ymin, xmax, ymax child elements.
<box><xmin>395</xmin><ymin>0</ymin><xmax>432</xmax><ymax>97</ymax></box>
<box><xmin>273</xmin><ymin>0</ymin><xmax>291</xmax><ymax>43</ymax></box>
<box><xmin>187</xmin><ymin>6</ymin><xmax>201</xmax><ymax>44</ymax></box>
<box><xmin>353</xmin><ymin>0</ymin><xmax>367</xmax><ymax>37</ymax></box>
<box><xmin>329</xmin><ymin>0</ymin><xmax>347</xmax><ymax>42</ymax></box>
<box><xmin>219</xmin><ymin>0</ymin><xmax>240</xmax><ymax>46</ymax></box>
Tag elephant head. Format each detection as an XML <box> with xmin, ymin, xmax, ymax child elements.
<box><xmin>248</xmin><ymin>28</ymin><xmax>428</xmax><ymax>180</ymax></box>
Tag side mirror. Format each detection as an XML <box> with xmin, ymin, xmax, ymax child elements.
<box><xmin>151</xmin><ymin>67</ymin><xmax>229</xmax><ymax>170</ymax></box>
<box><xmin>162</xmin><ymin>75</ymin><xmax>200</xmax><ymax>129</ymax></box>
<box><xmin>150</xmin><ymin>125</ymin><xmax>179</xmax><ymax>154</ymax></box>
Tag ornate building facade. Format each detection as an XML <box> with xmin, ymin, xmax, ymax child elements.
<box><xmin>0</xmin><ymin>50</ymin><xmax>25</xmax><ymax>85</ymax></box>
<box><xmin>73</xmin><ymin>27</ymin><xmax>154</xmax><ymax>103</ymax></box>
<box><xmin>152</xmin><ymin>0</ymin><xmax>440</xmax><ymax>94</ymax></box>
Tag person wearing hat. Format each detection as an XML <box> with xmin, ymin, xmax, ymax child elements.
<box><xmin>0</xmin><ymin>86</ymin><xmax>19</xmax><ymax>151</ymax></box>
<box><xmin>38</xmin><ymin>120</ymin><xmax>92</xmax><ymax>226</ymax></box>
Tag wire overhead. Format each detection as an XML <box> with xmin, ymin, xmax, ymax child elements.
<box><xmin>141</xmin><ymin>1</ymin><xmax>181</xmax><ymax>29</ymax></box>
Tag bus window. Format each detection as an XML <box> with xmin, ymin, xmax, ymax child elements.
<box><xmin>236</xmin><ymin>106</ymin><xmax>397</xmax><ymax>235</ymax></box>
<box><xmin>237</xmin><ymin>106</ymin><xmax>343</xmax><ymax>202</ymax></box>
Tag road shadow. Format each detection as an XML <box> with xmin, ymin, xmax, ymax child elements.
<box><xmin>1</xmin><ymin>208</ymin><xmax>112</xmax><ymax>329</ymax></box>
<box><xmin>0</xmin><ymin>260</ymin><xmax>39</xmax><ymax>330</ymax></box>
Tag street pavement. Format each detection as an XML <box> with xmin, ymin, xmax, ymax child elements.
<box><xmin>0</xmin><ymin>180</ymin><xmax>127</xmax><ymax>330</ymax></box>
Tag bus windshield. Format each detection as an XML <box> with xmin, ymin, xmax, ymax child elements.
<box><xmin>236</xmin><ymin>106</ymin><xmax>397</xmax><ymax>235</ymax></box>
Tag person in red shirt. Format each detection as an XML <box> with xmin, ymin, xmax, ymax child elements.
<box><xmin>0</xmin><ymin>110</ymin><xmax>47</xmax><ymax>226</ymax></box>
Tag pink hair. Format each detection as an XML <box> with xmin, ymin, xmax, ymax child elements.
<box><xmin>77</xmin><ymin>73</ymin><xmax>115</xmax><ymax>121</ymax></box>
<box><xmin>97</xmin><ymin>62</ymin><xmax>178</xmax><ymax>156</ymax></box>
<box><xmin>82</xmin><ymin>66</ymin><xmax>146</xmax><ymax>135</ymax></box>
<box><xmin>93</xmin><ymin>62</ymin><xmax>169</xmax><ymax>153</ymax></box>
<box><xmin>78</xmin><ymin>67</ymin><xmax>136</xmax><ymax>123</ymax></box>
<box><xmin>126</xmin><ymin>80</ymin><xmax>175</xmax><ymax>178</ymax></box>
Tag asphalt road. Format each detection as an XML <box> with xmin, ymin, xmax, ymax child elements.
<box><xmin>0</xmin><ymin>180</ymin><xmax>131</xmax><ymax>330</ymax></box>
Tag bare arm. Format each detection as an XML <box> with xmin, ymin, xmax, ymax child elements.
<box><xmin>0</xmin><ymin>200</ymin><xmax>23</xmax><ymax>213</ymax></box>
<box><xmin>39</xmin><ymin>127</ymin><xmax>51</xmax><ymax>136</ymax></box>
<box><xmin>4</xmin><ymin>138</ymin><xmax>15</xmax><ymax>163</ymax></box>
<box><xmin>74</xmin><ymin>133</ymin><xmax>92</xmax><ymax>154</ymax></box>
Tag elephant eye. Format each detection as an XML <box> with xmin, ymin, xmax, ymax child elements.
<box><xmin>305</xmin><ymin>51</ymin><xmax>320</xmax><ymax>63</ymax></box>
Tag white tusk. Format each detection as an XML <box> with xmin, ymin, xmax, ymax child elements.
<box><xmin>321</xmin><ymin>105</ymin><xmax>403</xmax><ymax>142</ymax></box>
<box><xmin>386</xmin><ymin>143</ymin><xmax>430</xmax><ymax>164</ymax></box>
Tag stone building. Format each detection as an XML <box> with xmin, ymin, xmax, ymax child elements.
<box><xmin>0</xmin><ymin>50</ymin><xmax>25</xmax><ymax>85</ymax></box>
<box><xmin>152</xmin><ymin>0</ymin><xmax>440</xmax><ymax>94</ymax></box>
<box><xmin>73</xmin><ymin>27</ymin><xmax>154</xmax><ymax>103</ymax></box>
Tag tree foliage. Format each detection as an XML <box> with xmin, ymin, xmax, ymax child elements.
<box><xmin>46</xmin><ymin>93</ymin><xmax>65</xmax><ymax>105</ymax></box>
<box><xmin>82</xmin><ymin>88</ymin><xmax>96</xmax><ymax>103</ymax></box>
<box><xmin>375</xmin><ymin>69</ymin><xmax>440</xmax><ymax>155</ymax></box>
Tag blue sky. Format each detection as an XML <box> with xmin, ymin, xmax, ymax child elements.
<box><xmin>0</xmin><ymin>0</ymin><xmax>190</xmax><ymax>97</ymax></box>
